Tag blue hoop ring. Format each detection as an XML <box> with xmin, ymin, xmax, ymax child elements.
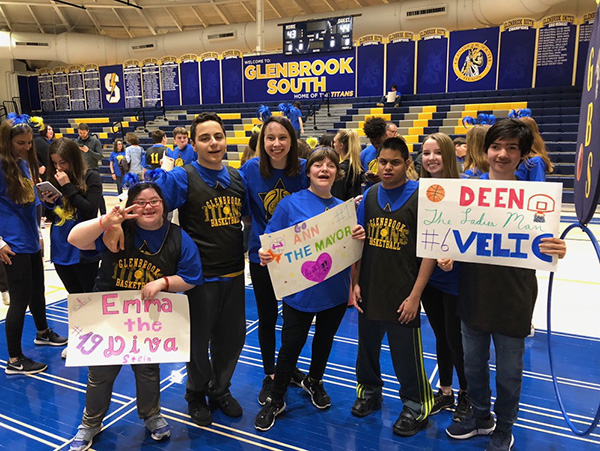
<box><xmin>547</xmin><ymin>221</ymin><xmax>600</xmax><ymax>436</ymax></box>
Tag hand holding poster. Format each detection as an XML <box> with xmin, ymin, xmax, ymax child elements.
<box><xmin>260</xmin><ymin>199</ymin><xmax>363</xmax><ymax>299</ymax></box>
<box><xmin>417</xmin><ymin>179</ymin><xmax>562</xmax><ymax>271</ymax></box>
<box><xmin>66</xmin><ymin>291</ymin><xmax>190</xmax><ymax>367</ymax></box>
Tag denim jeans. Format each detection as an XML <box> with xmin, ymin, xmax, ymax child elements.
<box><xmin>461</xmin><ymin>321</ymin><xmax>525</xmax><ymax>432</ymax></box>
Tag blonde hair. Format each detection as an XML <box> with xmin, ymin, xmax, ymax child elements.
<box><xmin>334</xmin><ymin>129</ymin><xmax>363</xmax><ymax>184</ymax></box>
<box><xmin>464</xmin><ymin>125</ymin><xmax>490</xmax><ymax>175</ymax></box>
<box><xmin>519</xmin><ymin>117</ymin><xmax>553</xmax><ymax>173</ymax></box>
<box><xmin>420</xmin><ymin>133</ymin><xmax>459</xmax><ymax>179</ymax></box>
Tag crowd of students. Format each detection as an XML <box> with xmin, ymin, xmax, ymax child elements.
<box><xmin>0</xmin><ymin>109</ymin><xmax>566</xmax><ymax>451</ymax></box>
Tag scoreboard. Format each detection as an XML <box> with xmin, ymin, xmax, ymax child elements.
<box><xmin>283</xmin><ymin>16</ymin><xmax>353</xmax><ymax>55</ymax></box>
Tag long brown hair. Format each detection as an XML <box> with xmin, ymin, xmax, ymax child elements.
<box><xmin>0</xmin><ymin>119</ymin><xmax>39</xmax><ymax>204</ymax></box>
<box><xmin>519</xmin><ymin>116</ymin><xmax>554</xmax><ymax>173</ymax></box>
<box><xmin>258</xmin><ymin>116</ymin><xmax>301</xmax><ymax>178</ymax></box>
<box><xmin>420</xmin><ymin>133</ymin><xmax>459</xmax><ymax>179</ymax></box>
<box><xmin>48</xmin><ymin>138</ymin><xmax>88</xmax><ymax>212</ymax></box>
<box><xmin>464</xmin><ymin>125</ymin><xmax>490</xmax><ymax>175</ymax></box>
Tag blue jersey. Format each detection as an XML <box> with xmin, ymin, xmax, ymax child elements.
<box><xmin>266</xmin><ymin>189</ymin><xmax>350</xmax><ymax>312</ymax></box>
<box><xmin>239</xmin><ymin>157</ymin><xmax>308</xmax><ymax>264</ymax></box>
<box><xmin>360</xmin><ymin>144</ymin><xmax>378</xmax><ymax>172</ymax></box>
<box><xmin>287</xmin><ymin>107</ymin><xmax>302</xmax><ymax>131</ymax></box>
<box><xmin>357</xmin><ymin>180</ymin><xmax>419</xmax><ymax>227</ymax></box>
<box><xmin>109</xmin><ymin>151</ymin><xmax>126</xmax><ymax>177</ymax></box>
<box><xmin>166</xmin><ymin>144</ymin><xmax>196</xmax><ymax>167</ymax></box>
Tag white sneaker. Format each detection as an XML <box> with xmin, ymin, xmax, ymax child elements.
<box><xmin>1</xmin><ymin>291</ymin><xmax>9</xmax><ymax>305</ymax></box>
<box><xmin>61</xmin><ymin>348</ymin><xmax>67</xmax><ymax>359</ymax></box>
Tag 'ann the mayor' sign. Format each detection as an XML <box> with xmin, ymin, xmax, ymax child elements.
<box><xmin>417</xmin><ymin>179</ymin><xmax>563</xmax><ymax>271</ymax></box>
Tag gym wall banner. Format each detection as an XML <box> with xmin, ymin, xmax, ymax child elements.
<box><xmin>53</xmin><ymin>67</ymin><xmax>70</xmax><ymax>111</ymax></box>
<box><xmin>38</xmin><ymin>68</ymin><xmax>55</xmax><ymax>112</ymax></box>
<box><xmin>123</xmin><ymin>60</ymin><xmax>143</xmax><ymax>109</ymax></box>
<box><xmin>243</xmin><ymin>49</ymin><xmax>355</xmax><ymax>102</ymax></box>
<box><xmin>535</xmin><ymin>15</ymin><xmax>577</xmax><ymax>88</ymax></box>
<box><xmin>180</xmin><ymin>54</ymin><xmax>200</xmax><ymax>106</ymax></box>
<box><xmin>385</xmin><ymin>32</ymin><xmax>416</xmax><ymax>95</ymax></box>
<box><xmin>83</xmin><ymin>64</ymin><xmax>102</xmax><ymax>111</ymax></box>
<box><xmin>200</xmin><ymin>52</ymin><xmax>222</xmax><ymax>105</ymax></box>
<box><xmin>142</xmin><ymin>58</ymin><xmax>161</xmax><ymax>108</ymax></box>
<box><xmin>17</xmin><ymin>76</ymin><xmax>32</xmax><ymax>114</ymax></box>
<box><xmin>160</xmin><ymin>56</ymin><xmax>181</xmax><ymax>107</ymax></box>
<box><xmin>447</xmin><ymin>27</ymin><xmax>499</xmax><ymax>92</ymax></box>
<box><xmin>498</xmin><ymin>19</ymin><xmax>537</xmax><ymax>90</ymax></box>
<box><xmin>221</xmin><ymin>50</ymin><xmax>243</xmax><ymax>104</ymax></box>
<box><xmin>576</xmin><ymin>12</ymin><xmax>596</xmax><ymax>87</ymax></box>
<box><xmin>99</xmin><ymin>64</ymin><xmax>125</xmax><ymax>110</ymax></box>
<box><xmin>28</xmin><ymin>76</ymin><xmax>41</xmax><ymax>112</ymax></box>
<box><xmin>356</xmin><ymin>35</ymin><xmax>385</xmax><ymax>97</ymax></box>
<box><xmin>416</xmin><ymin>28</ymin><xmax>448</xmax><ymax>94</ymax></box>
<box><xmin>67</xmin><ymin>65</ymin><xmax>86</xmax><ymax>111</ymax></box>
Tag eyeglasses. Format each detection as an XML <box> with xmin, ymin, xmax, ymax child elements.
<box><xmin>133</xmin><ymin>199</ymin><xmax>162</xmax><ymax>208</ymax></box>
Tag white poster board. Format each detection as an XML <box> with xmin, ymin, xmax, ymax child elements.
<box><xmin>66</xmin><ymin>291</ymin><xmax>190</xmax><ymax>367</ymax></box>
<box><xmin>417</xmin><ymin>178</ymin><xmax>563</xmax><ymax>271</ymax></box>
<box><xmin>260</xmin><ymin>199</ymin><xmax>363</xmax><ymax>299</ymax></box>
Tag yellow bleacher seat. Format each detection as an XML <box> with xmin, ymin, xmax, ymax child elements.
<box><xmin>72</xmin><ymin>118</ymin><xmax>109</xmax><ymax>124</ymax></box>
<box><xmin>417</xmin><ymin>113</ymin><xmax>432</xmax><ymax>121</ymax></box>
<box><xmin>421</xmin><ymin>106</ymin><xmax>437</xmax><ymax>113</ymax></box>
<box><xmin>407</xmin><ymin>127</ymin><xmax>423</xmax><ymax>136</ymax></box>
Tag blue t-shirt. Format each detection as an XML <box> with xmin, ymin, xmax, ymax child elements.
<box><xmin>166</xmin><ymin>144</ymin><xmax>197</xmax><ymax>167</ymax></box>
<box><xmin>428</xmin><ymin>264</ymin><xmax>460</xmax><ymax>296</ymax></box>
<box><xmin>515</xmin><ymin>156</ymin><xmax>547</xmax><ymax>182</ymax></box>
<box><xmin>126</xmin><ymin>145</ymin><xmax>144</xmax><ymax>175</ymax></box>
<box><xmin>0</xmin><ymin>159</ymin><xmax>40</xmax><ymax>253</ymax></box>
<box><xmin>239</xmin><ymin>157</ymin><xmax>308</xmax><ymax>264</ymax></box>
<box><xmin>265</xmin><ymin>189</ymin><xmax>350</xmax><ymax>312</ymax></box>
<box><xmin>109</xmin><ymin>151</ymin><xmax>126</xmax><ymax>177</ymax></box>
<box><xmin>287</xmin><ymin>107</ymin><xmax>302</xmax><ymax>131</ymax></box>
<box><xmin>462</xmin><ymin>167</ymin><xmax>483</xmax><ymax>179</ymax></box>
<box><xmin>360</xmin><ymin>144</ymin><xmax>378</xmax><ymax>172</ymax></box>
<box><xmin>357</xmin><ymin>180</ymin><xmax>419</xmax><ymax>227</ymax></box>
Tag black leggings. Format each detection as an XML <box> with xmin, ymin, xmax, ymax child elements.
<box><xmin>4</xmin><ymin>252</ymin><xmax>49</xmax><ymax>358</ymax></box>
<box><xmin>54</xmin><ymin>262</ymin><xmax>99</xmax><ymax>294</ymax></box>
<box><xmin>421</xmin><ymin>284</ymin><xmax>467</xmax><ymax>390</ymax></box>
<box><xmin>0</xmin><ymin>263</ymin><xmax>8</xmax><ymax>292</ymax></box>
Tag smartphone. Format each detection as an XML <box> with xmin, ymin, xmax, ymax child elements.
<box><xmin>36</xmin><ymin>181</ymin><xmax>62</xmax><ymax>197</ymax></box>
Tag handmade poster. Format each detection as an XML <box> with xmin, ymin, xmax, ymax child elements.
<box><xmin>417</xmin><ymin>179</ymin><xmax>562</xmax><ymax>271</ymax></box>
<box><xmin>260</xmin><ymin>199</ymin><xmax>363</xmax><ymax>299</ymax></box>
<box><xmin>66</xmin><ymin>291</ymin><xmax>190</xmax><ymax>367</ymax></box>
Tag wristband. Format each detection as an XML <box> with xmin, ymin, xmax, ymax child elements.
<box><xmin>99</xmin><ymin>215</ymin><xmax>113</xmax><ymax>231</ymax></box>
<box><xmin>163</xmin><ymin>276</ymin><xmax>169</xmax><ymax>291</ymax></box>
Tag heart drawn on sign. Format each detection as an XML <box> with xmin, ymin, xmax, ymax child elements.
<box><xmin>301</xmin><ymin>253</ymin><xmax>332</xmax><ymax>283</ymax></box>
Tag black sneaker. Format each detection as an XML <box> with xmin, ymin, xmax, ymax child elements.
<box><xmin>5</xmin><ymin>355</ymin><xmax>47</xmax><ymax>375</ymax></box>
<box><xmin>258</xmin><ymin>375</ymin><xmax>274</xmax><ymax>406</ymax></box>
<box><xmin>289</xmin><ymin>367</ymin><xmax>305</xmax><ymax>387</ymax></box>
<box><xmin>255</xmin><ymin>398</ymin><xmax>286</xmax><ymax>431</ymax></box>
<box><xmin>351</xmin><ymin>396</ymin><xmax>382</xmax><ymax>417</ymax></box>
<box><xmin>486</xmin><ymin>429</ymin><xmax>514</xmax><ymax>451</ymax></box>
<box><xmin>301</xmin><ymin>377</ymin><xmax>331</xmax><ymax>409</ymax></box>
<box><xmin>453</xmin><ymin>391</ymin><xmax>472</xmax><ymax>422</ymax></box>
<box><xmin>446</xmin><ymin>414</ymin><xmax>495</xmax><ymax>439</ymax></box>
<box><xmin>392</xmin><ymin>408</ymin><xmax>428</xmax><ymax>437</ymax></box>
<box><xmin>209</xmin><ymin>392</ymin><xmax>243</xmax><ymax>418</ymax></box>
<box><xmin>189</xmin><ymin>398</ymin><xmax>212</xmax><ymax>426</ymax></box>
<box><xmin>430</xmin><ymin>389</ymin><xmax>455</xmax><ymax>415</ymax></box>
<box><xmin>34</xmin><ymin>328</ymin><xmax>67</xmax><ymax>346</ymax></box>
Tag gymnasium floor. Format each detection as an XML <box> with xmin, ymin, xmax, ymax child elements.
<box><xmin>0</xmin><ymin>205</ymin><xmax>599</xmax><ymax>450</ymax></box>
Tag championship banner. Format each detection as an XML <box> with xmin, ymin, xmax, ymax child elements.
<box><xmin>142</xmin><ymin>58</ymin><xmax>161</xmax><ymax>108</ymax></box>
<box><xmin>416</xmin><ymin>28</ymin><xmax>448</xmax><ymax>94</ymax></box>
<box><xmin>574</xmin><ymin>3</ymin><xmax>600</xmax><ymax>225</ymax></box>
<box><xmin>576</xmin><ymin>12</ymin><xmax>596</xmax><ymax>86</ymax></box>
<box><xmin>498</xmin><ymin>19</ymin><xmax>537</xmax><ymax>90</ymax></box>
<box><xmin>180</xmin><ymin>54</ymin><xmax>200</xmax><ymax>105</ymax></box>
<box><xmin>38</xmin><ymin>68</ymin><xmax>55</xmax><ymax>112</ymax></box>
<box><xmin>200</xmin><ymin>52</ymin><xmax>221</xmax><ymax>105</ymax></box>
<box><xmin>259</xmin><ymin>199</ymin><xmax>363</xmax><ymax>299</ymax></box>
<box><xmin>535</xmin><ymin>15</ymin><xmax>577</xmax><ymax>87</ymax></box>
<box><xmin>99</xmin><ymin>64</ymin><xmax>125</xmax><ymax>110</ymax></box>
<box><xmin>417</xmin><ymin>179</ymin><xmax>563</xmax><ymax>271</ymax></box>
<box><xmin>243</xmin><ymin>49</ymin><xmax>355</xmax><ymax>102</ymax></box>
<box><xmin>160</xmin><ymin>56</ymin><xmax>181</xmax><ymax>106</ymax></box>
<box><xmin>447</xmin><ymin>27</ymin><xmax>499</xmax><ymax>92</ymax></box>
<box><xmin>53</xmin><ymin>67</ymin><xmax>70</xmax><ymax>111</ymax></box>
<box><xmin>66</xmin><ymin>291</ymin><xmax>190</xmax><ymax>367</ymax></box>
<box><xmin>83</xmin><ymin>64</ymin><xmax>102</xmax><ymax>110</ymax></box>
<box><xmin>123</xmin><ymin>60</ymin><xmax>143</xmax><ymax>109</ymax></box>
<box><xmin>385</xmin><ymin>32</ymin><xmax>416</xmax><ymax>95</ymax></box>
<box><xmin>356</xmin><ymin>35</ymin><xmax>384</xmax><ymax>97</ymax></box>
<box><xmin>67</xmin><ymin>65</ymin><xmax>86</xmax><ymax>111</ymax></box>
<box><xmin>221</xmin><ymin>50</ymin><xmax>243</xmax><ymax>104</ymax></box>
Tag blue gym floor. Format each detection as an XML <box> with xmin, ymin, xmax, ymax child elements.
<box><xmin>0</xmin><ymin>282</ymin><xmax>599</xmax><ymax>451</ymax></box>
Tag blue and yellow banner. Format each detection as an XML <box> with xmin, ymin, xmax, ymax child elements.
<box><xmin>38</xmin><ymin>68</ymin><xmax>55</xmax><ymax>112</ymax></box>
<box><xmin>180</xmin><ymin>54</ymin><xmax>200</xmax><ymax>105</ymax></box>
<box><xmin>200</xmin><ymin>52</ymin><xmax>221</xmax><ymax>105</ymax></box>
<box><xmin>123</xmin><ymin>60</ymin><xmax>142</xmax><ymax>109</ymax></box>
<box><xmin>99</xmin><ymin>64</ymin><xmax>125</xmax><ymax>110</ymax></box>
<box><xmin>142</xmin><ymin>58</ymin><xmax>161</xmax><ymax>108</ymax></box>
<box><xmin>67</xmin><ymin>65</ymin><xmax>86</xmax><ymax>111</ymax></box>
<box><xmin>498</xmin><ymin>19</ymin><xmax>536</xmax><ymax>89</ymax></box>
<box><xmin>576</xmin><ymin>12</ymin><xmax>596</xmax><ymax>86</ymax></box>
<box><xmin>535</xmin><ymin>14</ymin><xmax>577</xmax><ymax>87</ymax></box>
<box><xmin>386</xmin><ymin>32</ymin><xmax>416</xmax><ymax>95</ymax></box>
<box><xmin>357</xmin><ymin>35</ymin><xmax>384</xmax><ymax>96</ymax></box>
<box><xmin>83</xmin><ymin>64</ymin><xmax>102</xmax><ymax>110</ymax></box>
<box><xmin>221</xmin><ymin>50</ymin><xmax>243</xmax><ymax>104</ymax></box>
<box><xmin>417</xmin><ymin>28</ymin><xmax>448</xmax><ymax>93</ymax></box>
<box><xmin>160</xmin><ymin>56</ymin><xmax>181</xmax><ymax>106</ymax></box>
<box><xmin>448</xmin><ymin>27</ymin><xmax>499</xmax><ymax>92</ymax></box>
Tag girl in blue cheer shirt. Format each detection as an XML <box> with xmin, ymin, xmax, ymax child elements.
<box><xmin>109</xmin><ymin>139</ymin><xmax>126</xmax><ymax>194</ymax></box>
<box><xmin>254</xmin><ymin>147</ymin><xmax>365</xmax><ymax>432</ymax></box>
<box><xmin>239</xmin><ymin>115</ymin><xmax>309</xmax><ymax>405</ymax></box>
<box><xmin>0</xmin><ymin>116</ymin><xmax>67</xmax><ymax>376</ymax></box>
<box><xmin>516</xmin><ymin>117</ymin><xmax>554</xmax><ymax>181</ymax></box>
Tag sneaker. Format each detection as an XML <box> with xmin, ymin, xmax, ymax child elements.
<box><xmin>453</xmin><ymin>391</ymin><xmax>472</xmax><ymax>422</ymax></box>
<box><xmin>1</xmin><ymin>291</ymin><xmax>9</xmax><ymax>305</ymax></box>
<box><xmin>189</xmin><ymin>398</ymin><xmax>212</xmax><ymax>426</ymax></box>
<box><xmin>446</xmin><ymin>414</ymin><xmax>495</xmax><ymax>439</ymax></box>
<box><xmin>350</xmin><ymin>396</ymin><xmax>382</xmax><ymax>417</ymax></box>
<box><xmin>301</xmin><ymin>377</ymin><xmax>331</xmax><ymax>409</ymax></box>
<box><xmin>289</xmin><ymin>367</ymin><xmax>306</xmax><ymax>387</ymax></box>
<box><xmin>69</xmin><ymin>424</ymin><xmax>102</xmax><ymax>451</ymax></box>
<box><xmin>430</xmin><ymin>389</ymin><xmax>455</xmax><ymax>415</ymax></box>
<box><xmin>61</xmin><ymin>348</ymin><xmax>68</xmax><ymax>359</ymax></box>
<box><xmin>5</xmin><ymin>355</ymin><xmax>47</xmax><ymax>375</ymax></box>
<box><xmin>255</xmin><ymin>398</ymin><xmax>286</xmax><ymax>431</ymax></box>
<box><xmin>209</xmin><ymin>392</ymin><xmax>243</xmax><ymax>418</ymax></box>
<box><xmin>376</xmin><ymin>103</ymin><xmax>384</xmax><ymax>107</ymax></box>
<box><xmin>486</xmin><ymin>429</ymin><xmax>514</xmax><ymax>451</ymax></box>
<box><xmin>144</xmin><ymin>414</ymin><xmax>171</xmax><ymax>441</ymax></box>
<box><xmin>392</xmin><ymin>408</ymin><xmax>428</xmax><ymax>437</ymax></box>
<box><xmin>34</xmin><ymin>328</ymin><xmax>67</xmax><ymax>346</ymax></box>
<box><xmin>258</xmin><ymin>375</ymin><xmax>274</xmax><ymax>405</ymax></box>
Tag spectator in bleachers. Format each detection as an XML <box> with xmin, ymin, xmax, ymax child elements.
<box><xmin>386</xmin><ymin>121</ymin><xmax>399</xmax><ymax>138</ymax></box>
<box><xmin>377</xmin><ymin>84</ymin><xmax>400</xmax><ymax>107</ymax></box>
<box><xmin>125</xmin><ymin>132</ymin><xmax>144</xmax><ymax>178</ymax></box>
<box><xmin>287</xmin><ymin>101</ymin><xmax>304</xmax><ymax>138</ymax></box>
<box><xmin>516</xmin><ymin>116</ymin><xmax>554</xmax><ymax>181</ymax></box>
<box><xmin>462</xmin><ymin>125</ymin><xmax>490</xmax><ymax>178</ymax></box>
<box><xmin>74</xmin><ymin>123</ymin><xmax>102</xmax><ymax>170</ymax></box>
<box><xmin>109</xmin><ymin>139</ymin><xmax>126</xmax><ymax>195</ymax></box>
<box><xmin>297</xmin><ymin>139</ymin><xmax>311</xmax><ymax>160</ymax></box>
<box><xmin>332</xmin><ymin>129</ymin><xmax>364</xmax><ymax>200</ymax></box>
<box><xmin>319</xmin><ymin>132</ymin><xmax>335</xmax><ymax>148</ymax></box>
<box><xmin>145</xmin><ymin>129</ymin><xmax>168</xmax><ymax>172</ymax></box>
<box><xmin>360</xmin><ymin>116</ymin><xmax>388</xmax><ymax>184</ymax></box>
<box><xmin>34</xmin><ymin>123</ymin><xmax>54</xmax><ymax>179</ymax></box>
<box><xmin>168</xmin><ymin>127</ymin><xmax>196</xmax><ymax>167</ymax></box>
<box><xmin>453</xmin><ymin>136</ymin><xmax>467</xmax><ymax>173</ymax></box>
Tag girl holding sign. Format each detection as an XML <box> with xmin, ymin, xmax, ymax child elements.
<box><xmin>239</xmin><ymin>116</ymin><xmax>308</xmax><ymax>405</ymax></box>
<box><xmin>419</xmin><ymin>132</ymin><xmax>472</xmax><ymax>421</ymax></box>
<box><xmin>67</xmin><ymin>180</ymin><xmax>203</xmax><ymax>451</ymax></box>
<box><xmin>254</xmin><ymin>147</ymin><xmax>365</xmax><ymax>432</ymax></box>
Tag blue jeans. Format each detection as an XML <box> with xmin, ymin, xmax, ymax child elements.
<box><xmin>461</xmin><ymin>321</ymin><xmax>525</xmax><ymax>433</ymax></box>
